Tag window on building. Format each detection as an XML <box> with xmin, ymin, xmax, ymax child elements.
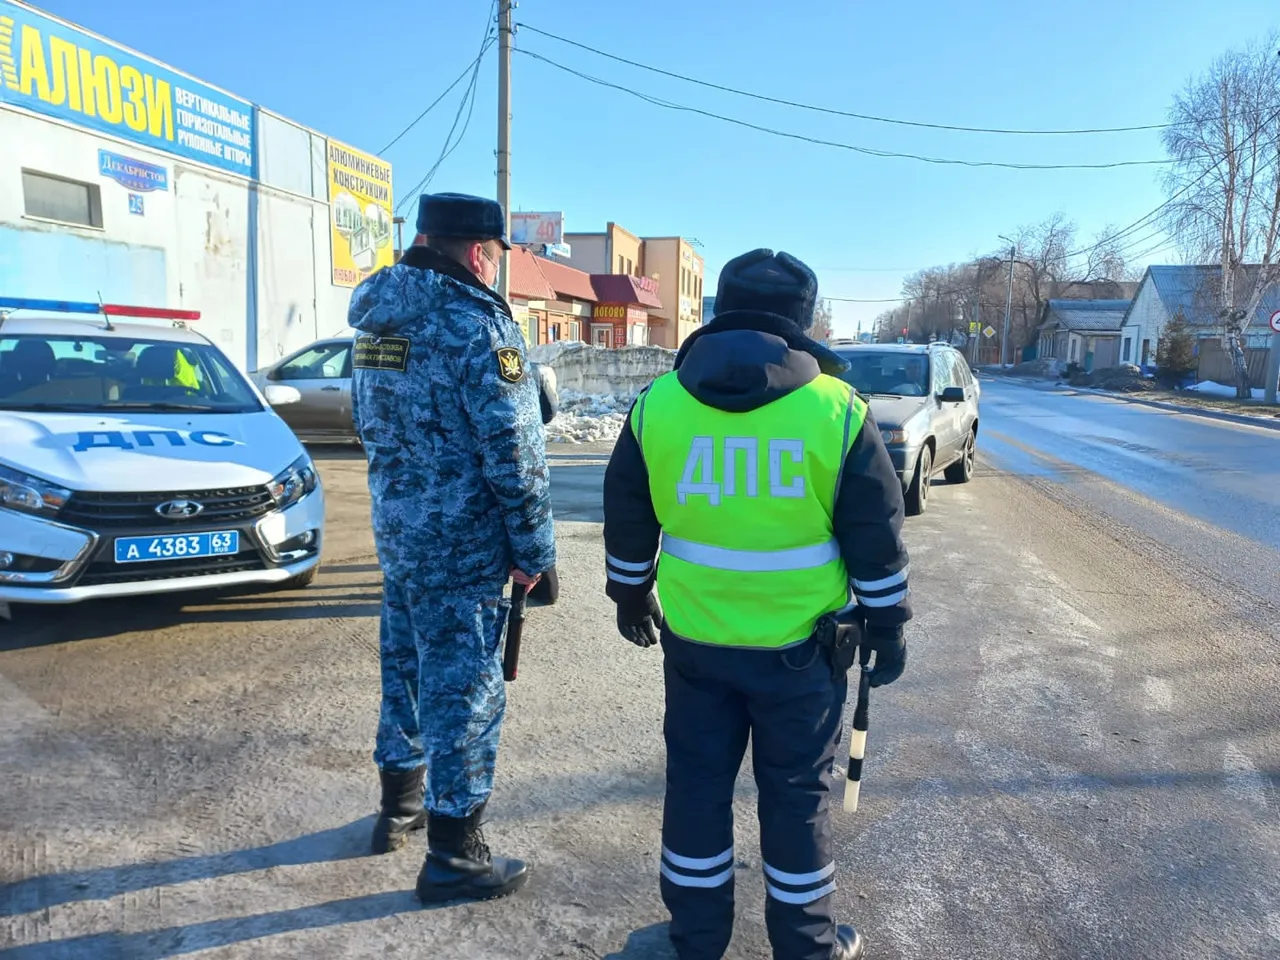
<box><xmin>22</xmin><ymin>169</ymin><xmax>103</xmax><ymax>228</ymax></box>
<box><xmin>617</xmin><ymin>254</ymin><xmax>625</xmax><ymax>273</ymax></box>
<box><xmin>1122</xmin><ymin>338</ymin><xmax>1131</xmax><ymax>362</ymax></box>
<box><xmin>1141</xmin><ymin>339</ymin><xmax>1151</xmax><ymax>364</ymax></box>
<box><xmin>625</xmin><ymin>257</ymin><xmax>633</xmax><ymax>275</ymax></box>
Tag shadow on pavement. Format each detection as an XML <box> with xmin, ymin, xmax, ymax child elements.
<box><xmin>0</xmin><ymin>818</ymin><xmax>380</xmax><ymax>919</ymax></box>
<box><xmin>1</xmin><ymin>890</ymin><xmax>431</xmax><ymax>959</ymax></box>
<box><xmin>0</xmin><ymin>589</ymin><xmax>381</xmax><ymax>650</ymax></box>
<box><xmin>604</xmin><ymin>922</ymin><xmax>677</xmax><ymax>959</ymax></box>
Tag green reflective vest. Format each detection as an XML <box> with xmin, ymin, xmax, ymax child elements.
<box><xmin>633</xmin><ymin>370</ymin><xmax>867</xmax><ymax>649</ymax></box>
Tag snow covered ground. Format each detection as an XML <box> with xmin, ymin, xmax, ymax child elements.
<box><xmin>1186</xmin><ymin>380</ymin><xmax>1267</xmax><ymax>400</ymax></box>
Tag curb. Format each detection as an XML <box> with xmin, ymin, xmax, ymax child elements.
<box><xmin>981</xmin><ymin>374</ymin><xmax>1280</xmax><ymax>432</ymax></box>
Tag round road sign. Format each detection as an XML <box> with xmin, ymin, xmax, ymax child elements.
<box><xmin>1270</xmin><ymin>309</ymin><xmax>1280</xmax><ymax>333</ymax></box>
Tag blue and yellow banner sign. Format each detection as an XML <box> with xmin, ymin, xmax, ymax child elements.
<box><xmin>0</xmin><ymin>1</ymin><xmax>256</xmax><ymax>178</ymax></box>
<box><xmin>99</xmin><ymin>149</ymin><xmax>167</xmax><ymax>191</ymax></box>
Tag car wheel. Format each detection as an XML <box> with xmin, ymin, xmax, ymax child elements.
<box><xmin>944</xmin><ymin>428</ymin><xmax>976</xmax><ymax>484</ymax></box>
<box><xmin>283</xmin><ymin>567</ymin><xmax>318</xmax><ymax>590</ymax></box>
<box><xmin>905</xmin><ymin>444</ymin><xmax>932</xmax><ymax>516</ymax></box>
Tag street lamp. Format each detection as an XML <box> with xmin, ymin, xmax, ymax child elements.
<box><xmin>998</xmin><ymin>234</ymin><xmax>1016</xmax><ymax>367</ymax></box>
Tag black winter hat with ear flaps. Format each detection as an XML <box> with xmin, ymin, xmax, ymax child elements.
<box><xmin>712</xmin><ymin>248</ymin><xmax>818</xmax><ymax>332</ymax></box>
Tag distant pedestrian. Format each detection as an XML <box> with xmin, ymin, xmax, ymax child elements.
<box><xmin>602</xmin><ymin>249</ymin><xmax>912</xmax><ymax>959</ymax></box>
<box><xmin>349</xmin><ymin>191</ymin><xmax>556</xmax><ymax>903</ymax></box>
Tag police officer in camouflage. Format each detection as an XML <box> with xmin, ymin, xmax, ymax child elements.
<box><xmin>349</xmin><ymin>191</ymin><xmax>556</xmax><ymax>903</ymax></box>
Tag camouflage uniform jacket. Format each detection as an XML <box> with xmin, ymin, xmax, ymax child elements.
<box><xmin>349</xmin><ymin>245</ymin><xmax>556</xmax><ymax>592</ymax></box>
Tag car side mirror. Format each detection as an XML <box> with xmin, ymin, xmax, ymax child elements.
<box><xmin>264</xmin><ymin>384</ymin><xmax>302</xmax><ymax>406</ymax></box>
<box><xmin>939</xmin><ymin>386</ymin><xmax>965</xmax><ymax>403</ymax></box>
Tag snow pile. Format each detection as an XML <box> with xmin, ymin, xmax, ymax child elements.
<box><xmin>533</xmin><ymin>342</ymin><xmax>676</xmax><ymax>445</ymax></box>
<box><xmin>545</xmin><ymin>389</ymin><xmax>631</xmax><ymax>444</ymax></box>
<box><xmin>530</xmin><ymin>342</ymin><xmax>674</xmax><ymax>399</ymax></box>
<box><xmin>1185</xmin><ymin>380</ymin><xmax>1266</xmax><ymax>400</ymax></box>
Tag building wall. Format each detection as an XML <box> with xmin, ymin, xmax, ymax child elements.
<box><xmin>561</xmin><ymin>233</ymin><xmax>607</xmax><ymax>274</ymax></box>
<box><xmin>643</xmin><ymin>237</ymin><xmax>678</xmax><ymax>348</ymax></box>
<box><xmin>608</xmin><ymin>223</ymin><xmax>643</xmax><ymax>277</ymax></box>
<box><xmin>676</xmin><ymin>239</ymin><xmax>705</xmax><ymax>345</ymax></box>
<box><xmin>0</xmin><ymin>102</ymin><xmax>370</xmax><ymax>373</ymax></box>
<box><xmin>1119</xmin><ymin>276</ymin><xmax>1169</xmax><ymax>367</ymax></box>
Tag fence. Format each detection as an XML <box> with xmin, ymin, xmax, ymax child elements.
<box><xmin>1195</xmin><ymin>341</ymin><xmax>1271</xmax><ymax>386</ymax></box>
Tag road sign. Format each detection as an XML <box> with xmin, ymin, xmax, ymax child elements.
<box><xmin>969</xmin><ymin>321</ymin><xmax>978</xmax><ymax>334</ymax></box>
<box><xmin>1270</xmin><ymin>309</ymin><xmax>1280</xmax><ymax>333</ymax></box>
<box><xmin>983</xmin><ymin>325</ymin><xmax>996</xmax><ymax>339</ymax></box>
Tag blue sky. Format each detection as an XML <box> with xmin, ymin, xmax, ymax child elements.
<box><xmin>37</xmin><ymin>0</ymin><xmax>1280</xmax><ymax>336</ymax></box>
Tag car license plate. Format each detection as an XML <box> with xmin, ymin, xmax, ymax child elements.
<box><xmin>114</xmin><ymin>531</ymin><xmax>240</xmax><ymax>564</ymax></box>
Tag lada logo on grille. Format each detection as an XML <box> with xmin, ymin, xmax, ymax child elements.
<box><xmin>155</xmin><ymin>499</ymin><xmax>204</xmax><ymax>518</ymax></box>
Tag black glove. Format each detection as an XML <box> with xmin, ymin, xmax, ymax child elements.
<box><xmin>864</xmin><ymin>624</ymin><xmax>906</xmax><ymax>688</ymax></box>
<box><xmin>616</xmin><ymin>592</ymin><xmax>663</xmax><ymax>648</ymax></box>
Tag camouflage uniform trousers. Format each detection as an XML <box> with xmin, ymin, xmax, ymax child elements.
<box><xmin>373</xmin><ymin>578</ymin><xmax>512</xmax><ymax>818</ymax></box>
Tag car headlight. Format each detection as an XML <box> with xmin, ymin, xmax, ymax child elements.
<box><xmin>0</xmin><ymin>463</ymin><xmax>71</xmax><ymax>517</ymax></box>
<box><xmin>268</xmin><ymin>455</ymin><xmax>319</xmax><ymax>508</ymax></box>
<box><xmin>880</xmin><ymin>428</ymin><xmax>907</xmax><ymax>445</ymax></box>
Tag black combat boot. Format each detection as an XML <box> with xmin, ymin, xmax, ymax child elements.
<box><xmin>832</xmin><ymin>924</ymin><xmax>865</xmax><ymax>959</ymax></box>
<box><xmin>415</xmin><ymin>803</ymin><xmax>529</xmax><ymax>903</ymax></box>
<box><xmin>370</xmin><ymin>767</ymin><xmax>427</xmax><ymax>855</ymax></box>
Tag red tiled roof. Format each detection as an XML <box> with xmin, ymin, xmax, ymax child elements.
<box><xmin>591</xmin><ymin>274</ymin><xmax>663</xmax><ymax>309</ymax></box>
<box><xmin>534</xmin><ymin>256</ymin><xmax>597</xmax><ymax>302</ymax></box>
<box><xmin>508</xmin><ymin>248</ymin><xmax>556</xmax><ymax>301</ymax></box>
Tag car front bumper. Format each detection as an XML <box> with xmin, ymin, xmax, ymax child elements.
<box><xmin>0</xmin><ymin>488</ymin><xmax>325</xmax><ymax>605</ymax></box>
<box><xmin>885</xmin><ymin>442</ymin><xmax>923</xmax><ymax>490</ymax></box>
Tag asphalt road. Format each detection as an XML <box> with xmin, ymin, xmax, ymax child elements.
<box><xmin>2</xmin><ymin>405</ymin><xmax>1279</xmax><ymax>960</ymax></box>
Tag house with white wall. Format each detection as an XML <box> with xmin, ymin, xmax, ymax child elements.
<box><xmin>1119</xmin><ymin>265</ymin><xmax>1280</xmax><ymax>370</ymax></box>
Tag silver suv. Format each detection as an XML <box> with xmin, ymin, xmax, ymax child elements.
<box><xmin>828</xmin><ymin>341</ymin><xmax>981</xmax><ymax>515</ymax></box>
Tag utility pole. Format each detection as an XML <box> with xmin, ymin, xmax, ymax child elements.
<box><xmin>496</xmin><ymin>0</ymin><xmax>513</xmax><ymax>302</ymax></box>
<box><xmin>999</xmin><ymin>237</ymin><xmax>1015</xmax><ymax>367</ymax></box>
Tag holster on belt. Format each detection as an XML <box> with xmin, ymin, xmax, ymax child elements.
<box><xmin>811</xmin><ymin>611</ymin><xmax>863</xmax><ymax>681</ymax></box>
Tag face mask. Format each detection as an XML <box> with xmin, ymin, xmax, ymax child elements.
<box><xmin>480</xmin><ymin>248</ymin><xmax>500</xmax><ymax>291</ymax></box>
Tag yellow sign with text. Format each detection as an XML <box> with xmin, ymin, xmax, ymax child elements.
<box><xmin>327</xmin><ymin>139</ymin><xmax>393</xmax><ymax>288</ymax></box>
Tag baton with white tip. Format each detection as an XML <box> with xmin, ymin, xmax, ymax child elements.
<box><xmin>843</xmin><ymin>643</ymin><xmax>873</xmax><ymax>813</ymax></box>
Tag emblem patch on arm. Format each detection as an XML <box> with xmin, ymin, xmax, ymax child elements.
<box><xmin>496</xmin><ymin>346</ymin><xmax>525</xmax><ymax>383</ymax></box>
<box><xmin>353</xmin><ymin>336</ymin><xmax>410</xmax><ymax>372</ymax></box>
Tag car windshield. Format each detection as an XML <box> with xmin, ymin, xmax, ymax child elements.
<box><xmin>0</xmin><ymin>333</ymin><xmax>263</xmax><ymax>413</ymax></box>
<box><xmin>834</xmin><ymin>351</ymin><xmax>931</xmax><ymax>397</ymax></box>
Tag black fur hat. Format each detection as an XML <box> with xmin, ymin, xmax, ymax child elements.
<box><xmin>417</xmin><ymin>192</ymin><xmax>512</xmax><ymax>249</ymax></box>
<box><xmin>713</xmin><ymin>248</ymin><xmax>817</xmax><ymax>331</ymax></box>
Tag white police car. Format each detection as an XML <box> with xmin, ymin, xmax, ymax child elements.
<box><xmin>0</xmin><ymin>298</ymin><xmax>325</xmax><ymax>608</ymax></box>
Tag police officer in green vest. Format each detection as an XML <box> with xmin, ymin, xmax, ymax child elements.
<box><xmin>602</xmin><ymin>249</ymin><xmax>911</xmax><ymax>960</ymax></box>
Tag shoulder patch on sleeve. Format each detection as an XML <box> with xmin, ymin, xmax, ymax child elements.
<box><xmin>496</xmin><ymin>346</ymin><xmax>525</xmax><ymax>383</ymax></box>
<box><xmin>353</xmin><ymin>335</ymin><xmax>410</xmax><ymax>372</ymax></box>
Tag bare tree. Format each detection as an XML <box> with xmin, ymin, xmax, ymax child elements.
<box><xmin>1078</xmin><ymin>223</ymin><xmax>1132</xmax><ymax>284</ymax></box>
<box><xmin>1161</xmin><ymin>34</ymin><xmax>1280</xmax><ymax>397</ymax></box>
<box><xmin>811</xmin><ymin>299</ymin><xmax>834</xmax><ymax>343</ymax></box>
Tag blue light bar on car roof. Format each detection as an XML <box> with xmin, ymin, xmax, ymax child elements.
<box><xmin>0</xmin><ymin>297</ymin><xmax>200</xmax><ymax>320</ymax></box>
<box><xmin>0</xmin><ymin>297</ymin><xmax>102</xmax><ymax>314</ymax></box>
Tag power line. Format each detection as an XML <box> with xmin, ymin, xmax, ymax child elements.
<box><xmin>517</xmin><ymin>23</ymin><xmax>1177</xmax><ymax>137</ymax></box>
<box><xmin>516</xmin><ymin>48</ymin><xmax>1174</xmax><ymax>171</ymax></box>
<box><xmin>395</xmin><ymin>3</ymin><xmax>497</xmax><ymax>215</ymax></box>
<box><xmin>377</xmin><ymin>42</ymin><xmax>494</xmax><ymax>156</ymax></box>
